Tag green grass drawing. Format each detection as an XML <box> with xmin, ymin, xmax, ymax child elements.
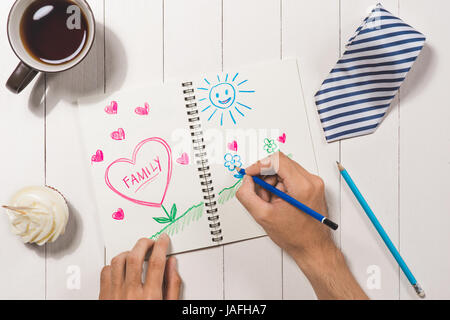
<box><xmin>150</xmin><ymin>202</ymin><xmax>204</xmax><ymax>240</ymax></box>
<box><xmin>149</xmin><ymin>150</ymin><xmax>294</xmax><ymax>239</ymax></box>
<box><xmin>149</xmin><ymin>178</ymin><xmax>244</xmax><ymax>239</ymax></box>
<box><xmin>218</xmin><ymin>178</ymin><xmax>243</xmax><ymax>204</ymax></box>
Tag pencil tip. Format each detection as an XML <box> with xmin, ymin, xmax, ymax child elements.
<box><xmin>336</xmin><ymin>161</ymin><xmax>345</xmax><ymax>171</ymax></box>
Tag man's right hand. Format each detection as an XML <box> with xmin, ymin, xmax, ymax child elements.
<box><xmin>236</xmin><ymin>152</ymin><xmax>368</xmax><ymax>300</ymax></box>
<box><xmin>236</xmin><ymin>151</ymin><xmax>335</xmax><ymax>264</ymax></box>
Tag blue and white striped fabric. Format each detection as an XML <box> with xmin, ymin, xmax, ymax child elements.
<box><xmin>315</xmin><ymin>3</ymin><xmax>425</xmax><ymax>142</ymax></box>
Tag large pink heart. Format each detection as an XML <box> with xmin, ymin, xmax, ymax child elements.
<box><xmin>105</xmin><ymin>137</ymin><xmax>172</xmax><ymax>207</ymax></box>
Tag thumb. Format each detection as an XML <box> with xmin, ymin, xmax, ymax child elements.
<box><xmin>236</xmin><ymin>175</ymin><xmax>271</xmax><ymax>222</ymax></box>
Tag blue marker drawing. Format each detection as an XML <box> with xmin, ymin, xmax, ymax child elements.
<box><xmin>237</xmin><ymin>102</ymin><xmax>252</xmax><ymax>110</ymax></box>
<box><xmin>197</xmin><ymin>73</ymin><xmax>255</xmax><ymax>126</ymax></box>
<box><xmin>208</xmin><ymin>109</ymin><xmax>217</xmax><ymax>121</ymax></box>
<box><xmin>237</xmin><ymin>79</ymin><xmax>248</xmax><ymax>86</ymax></box>
<box><xmin>229</xmin><ymin>110</ymin><xmax>236</xmax><ymax>124</ymax></box>
<box><xmin>235</xmin><ymin>106</ymin><xmax>244</xmax><ymax>117</ymax></box>
<box><xmin>224</xmin><ymin>153</ymin><xmax>242</xmax><ymax>172</ymax></box>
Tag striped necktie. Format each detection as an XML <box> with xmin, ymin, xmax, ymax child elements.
<box><xmin>315</xmin><ymin>3</ymin><xmax>425</xmax><ymax>142</ymax></box>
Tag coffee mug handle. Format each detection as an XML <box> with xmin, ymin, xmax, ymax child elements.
<box><xmin>6</xmin><ymin>61</ymin><xmax>39</xmax><ymax>94</ymax></box>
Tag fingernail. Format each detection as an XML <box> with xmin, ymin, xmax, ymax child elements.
<box><xmin>260</xmin><ymin>157</ymin><xmax>271</xmax><ymax>165</ymax></box>
<box><xmin>160</xmin><ymin>233</ymin><xmax>169</xmax><ymax>240</ymax></box>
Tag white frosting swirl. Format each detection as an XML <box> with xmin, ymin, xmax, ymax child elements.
<box><xmin>5</xmin><ymin>186</ymin><xmax>69</xmax><ymax>245</ymax></box>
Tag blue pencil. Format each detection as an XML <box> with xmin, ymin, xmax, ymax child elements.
<box><xmin>237</xmin><ymin>168</ymin><xmax>338</xmax><ymax>230</ymax></box>
<box><xmin>337</xmin><ymin>161</ymin><xmax>425</xmax><ymax>298</ymax></box>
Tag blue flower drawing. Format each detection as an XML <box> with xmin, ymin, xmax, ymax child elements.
<box><xmin>224</xmin><ymin>153</ymin><xmax>242</xmax><ymax>172</ymax></box>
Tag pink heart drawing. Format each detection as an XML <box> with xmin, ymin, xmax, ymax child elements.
<box><xmin>105</xmin><ymin>137</ymin><xmax>172</xmax><ymax>207</ymax></box>
<box><xmin>91</xmin><ymin>149</ymin><xmax>104</xmax><ymax>163</ymax></box>
<box><xmin>277</xmin><ymin>133</ymin><xmax>286</xmax><ymax>144</ymax></box>
<box><xmin>176</xmin><ymin>152</ymin><xmax>189</xmax><ymax>165</ymax></box>
<box><xmin>112</xmin><ymin>208</ymin><xmax>124</xmax><ymax>220</ymax></box>
<box><xmin>111</xmin><ymin>128</ymin><xmax>125</xmax><ymax>140</ymax></box>
<box><xmin>135</xmin><ymin>102</ymin><xmax>149</xmax><ymax>115</ymax></box>
<box><xmin>227</xmin><ymin>140</ymin><xmax>238</xmax><ymax>152</ymax></box>
<box><xmin>105</xmin><ymin>101</ymin><xmax>118</xmax><ymax>114</ymax></box>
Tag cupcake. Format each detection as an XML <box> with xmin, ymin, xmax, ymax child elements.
<box><xmin>3</xmin><ymin>186</ymin><xmax>69</xmax><ymax>245</ymax></box>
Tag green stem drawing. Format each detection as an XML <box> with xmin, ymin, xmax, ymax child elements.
<box><xmin>150</xmin><ymin>202</ymin><xmax>204</xmax><ymax>239</ymax></box>
<box><xmin>149</xmin><ymin>178</ymin><xmax>244</xmax><ymax>239</ymax></box>
<box><xmin>153</xmin><ymin>203</ymin><xmax>178</xmax><ymax>224</ymax></box>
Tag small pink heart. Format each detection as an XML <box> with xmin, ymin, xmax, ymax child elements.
<box><xmin>135</xmin><ymin>102</ymin><xmax>149</xmax><ymax>115</ymax></box>
<box><xmin>105</xmin><ymin>101</ymin><xmax>118</xmax><ymax>114</ymax></box>
<box><xmin>91</xmin><ymin>149</ymin><xmax>104</xmax><ymax>163</ymax></box>
<box><xmin>277</xmin><ymin>133</ymin><xmax>286</xmax><ymax>144</ymax></box>
<box><xmin>112</xmin><ymin>208</ymin><xmax>124</xmax><ymax>220</ymax></box>
<box><xmin>227</xmin><ymin>140</ymin><xmax>238</xmax><ymax>152</ymax></box>
<box><xmin>176</xmin><ymin>152</ymin><xmax>189</xmax><ymax>165</ymax></box>
<box><xmin>111</xmin><ymin>128</ymin><xmax>125</xmax><ymax>140</ymax></box>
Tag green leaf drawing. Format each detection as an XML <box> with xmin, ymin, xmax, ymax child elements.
<box><xmin>170</xmin><ymin>203</ymin><xmax>177</xmax><ymax>220</ymax></box>
<box><xmin>161</xmin><ymin>204</ymin><xmax>171</xmax><ymax>219</ymax></box>
<box><xmin>153</xmin><ymin>217</ymin><xmax>171</xmax><ymax>224</ymax></box>
<box><xmin>149</xmin><ymin>178</ymin><xmax>244</xmax><ymax>239</ymax></box>
<box><xmin>150</xmin><ymin>202</ymin><xmax>205</xmax><ymax>240</ymax></box>
<box><xmin>218</xmin><ymin>178</ymin><xmax>243</xmax><ymax>205</ymax></box>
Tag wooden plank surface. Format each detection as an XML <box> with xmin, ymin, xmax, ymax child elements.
<box><xmin>222</xmin><ymin>0</ymin><xmax>283</xmax><ymax>300</ymax></box>
<box><xmin>0</xmin><ymin>0</ymin><xmax>449</xmax><ymax>300</ymax></box>
<box><xmin>45</xmin><ymin>0</ymin><xmax>105</xmax><ymax>299</ymax></box>
<box><xmin>282</xmin><ymin>0</ymin><xmax>340</xmax><ymax>299</ymax></box>
<box><xmin>339</xmin><ymin>0</ymin><xmax>401</xmax><ymax>300</ymax></box>
<box><xmin>398</xmin><ymin>0</ymin><xmax>450</xmax><ymax>299</ymax></box>
<box><xmin>0</xmin><ymin>0</ymin><xmax>46</xmax><ymax>299</ymax></box>
<box><xmin>164</xmin><ymin>0</ymin><xmax>224</xmax><ymax>299</ymax></box>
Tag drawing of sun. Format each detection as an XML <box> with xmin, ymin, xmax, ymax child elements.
<box><xmin>197</xmin><ymin>73</ymin><xmax>255</xmax><ymax>126</ymax></box>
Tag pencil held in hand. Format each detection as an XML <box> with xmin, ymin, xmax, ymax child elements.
<box><xmin>236</xmin><ymin>168</ymin><xmax>338</xmax><ymax>230</ymax></box>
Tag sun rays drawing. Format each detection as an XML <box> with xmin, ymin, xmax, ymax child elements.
<box><xmin>197</xmin><ymin>73</ymin><xmax>255</xmax><ymax>126</ymax></box>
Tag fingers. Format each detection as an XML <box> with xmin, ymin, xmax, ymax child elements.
<box><xmin>164</xmin><ymin>256</ymin><xmax>182</xmax><ymax>300</ymax></box>
<box><xmin>271</xmin><ymin>181</ymin><xmax>286</xmax><ymax>202</ymax></box>
<box><xmin>99</xmin><ymin>266</ymin><xmax>112</xmax><ymax>300</ymax></box>
<box><xmin>110</xmin><ymin>251</ymin><xmax>128</xmax><ymax>293</ymax></box>
<box><xmin>125</xmin><ymin>238</ymin><xmax>155</xmax><ymax>287</ymax></box>
<box><xmin>144</xmin><ymin>233</ymin><xmax>170</xmax><ymax>296</ymax></box>
<box><xmin>245</xmin><ymin>152</ymin><xmax>297</xmax><ymax>182</ymax></box>
<box><xmin>236</xmin><ymin>175</ymin><xmax>272</xmax><ymax>222</ymax></box>
<box><xmin>255</xmin><ymin>175</ymin><xmax>277</xmax><ymax>202</ymax></box>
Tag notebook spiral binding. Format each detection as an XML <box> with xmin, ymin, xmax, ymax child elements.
<box><xmin>182</xmin><ymin>82</ymin><xmax>223</xmax><ymax>244</ymax></box>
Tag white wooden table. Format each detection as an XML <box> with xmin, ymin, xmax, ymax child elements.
<box><xmin>1</xmin><ymin>0</ymin><xmax>449</xmax><ymax>300</ymax></box>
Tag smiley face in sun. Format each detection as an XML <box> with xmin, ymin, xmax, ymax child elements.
<box><xmin>209</xmin><ymin>83</ymin><xmax>236</xmax><ymax>109</ymax></box>
<box><xmin>197</xmin><ymin>73</ymin><xmax>255</xmax><ymax>126</ymax></box>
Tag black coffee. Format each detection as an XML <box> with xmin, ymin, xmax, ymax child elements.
<box><xmin>20</xmin><ymin>0</ymin><xmax>89</xmax><ymax>65</ymax></box>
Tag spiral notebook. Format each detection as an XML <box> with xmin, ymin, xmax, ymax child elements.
<box><xmin>78</xmin><ymin>59</ymin><xmax>317</xmax><ymax>260</ymax></box>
